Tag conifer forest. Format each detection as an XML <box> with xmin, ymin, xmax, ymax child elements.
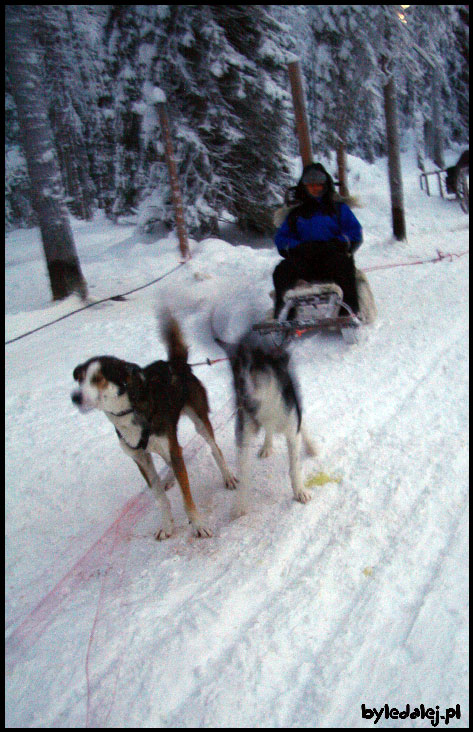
<box><xmin>6</xmin><ymin>6</ymin><xmax>469</xmax><ymax>238</ymax></box>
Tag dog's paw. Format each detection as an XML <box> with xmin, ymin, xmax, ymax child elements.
<box><xmin>258</xmin><ymin>445</ymin><xmax>273</xmax><ymax>459</ymax></box>
<box><xmin>155</xmin><ymin>525</ymin><xmax>174</xmax><ymax>540</ymax></box>
<box><xmin>190</xmin><ymin>515</ymin><xmax>213</xmax><ymax>538</ymax></box>
<box><xmin>258</xmin><ymin>433</ymin><xmax>273</xmax><ymax>459</ymax></box>
<box><xmin>224</xmin><ymin>473</ymin><xmax>238</xmax><ymax>490</ymax></box>
<box><xmin>294</xmin><ymin>488</ymin><xmax>313</xmax><ymax>504</ymax></box>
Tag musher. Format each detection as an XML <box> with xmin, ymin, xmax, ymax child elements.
<box><xmin>273</xmin><ymin>162</ymin><xmax>363</xmax><ymax>319</ymax></box>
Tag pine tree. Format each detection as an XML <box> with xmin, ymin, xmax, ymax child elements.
<box><xmin>34</xmin><ymin>6</ymin><xmax>96</xmax><ymax>220</ymax></box>
<box><xmin>146</xmin><ymin>4</ymin><xmax>237</xmax><ymax>236</ymax></box>
<box><xmin>101</xmin><ymin>6</ymin><xmax>160</xmax><ymax>222</ymax></box>
<box><xmin>6</xmin><ymin>6</ymin><xmax>87</xmax><ymax>300</ymax></box>
<box><xmin>303</xmin><ymin>6</ymin><xmax>384</xmax><ymax>179</ymax></box>
<box><xmin>67</xmin><ymin>6</ymin><xmax>117</xmax><ymax>216</ymax></box>
<box><xmin>102</xmin><ymin>5</ymin><xmax>294</xmax><ymax>236</ymax></box>
<box><xmin>403</xmin><ymin>5</ymin><xmax>469</xmax><ymax>162</ymax></box>
<box><xmin>452</xmin><ymin>5</ymin><xmax>469</xmax><ymax>141</ymax></box>
<box><xmin>210</xmin><ymin>6</ymin><xmax>293</xmax><ymax>232</ymax></box>
<box><xmin>5</xmin><ymin>85</ymin><xmax>37</xmax><ymax>230</ymax></box>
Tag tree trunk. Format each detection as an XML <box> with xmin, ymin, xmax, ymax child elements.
<box><xmin>383</xmin><ymin>73</ymin><xmax>406</xmax><ymax>241</ymax></box>
<box><xmin>288</xmin><ymin>60</ymin><xmax>313</xmax><ymax>167</ymax></box>
<box><xmin>157</xmin><ymin>102</ymin><xmax>190</xmax><ymax>260</ymax></box>
<box><xmin>413</xmin><ymin>90</ymin><xmax>426</xmax><ymax>172</ymax></box>
<box><xmin>431</xmin><ymin>67</ymin><xmax>445</xmax><ymax>169</ymax></box>
<box><xmin>336</xmin><ymin>142</ymin><xmax>349</xmax><ymax>198</ymax></box>
<box><xmin>5</xmin><ymin>6</ymin><xmax>88</xmax><ymax>300</ymax></box>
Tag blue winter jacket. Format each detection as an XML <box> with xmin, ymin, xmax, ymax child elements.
<box><xmin>275</xmin><ymin>202</ymin><xmax>363</xmax><ymax>256</ymax></box>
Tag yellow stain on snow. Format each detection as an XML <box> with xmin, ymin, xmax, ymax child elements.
<box><xmin>304</xmin><ymin>471</ymin><xmax>342</xmax><ymax>488</ymax></box>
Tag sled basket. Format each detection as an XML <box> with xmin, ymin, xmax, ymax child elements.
<box><xmin>252</xmin><ymin>282</ymin><xmax>362</xmax><ymax>343</ymax></box>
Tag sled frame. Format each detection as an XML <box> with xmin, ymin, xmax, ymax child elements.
<box><xmin>253</xmin><ymin>285</ymin><xmax>361</xmax><ymax>344</ymax></box>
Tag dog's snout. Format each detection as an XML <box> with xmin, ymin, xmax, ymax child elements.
<box><xmin>71</xmin><ymin>391</ymin><xmax>82</xmax><ymax>406</ymax></box>
<box><xmin>71</xmin><ymin>388</ymin><xmax>95</xmax><ymax>414</ymax></box>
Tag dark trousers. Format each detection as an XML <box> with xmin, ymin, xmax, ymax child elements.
<box><xmin>273</xmin><ymin>241</ymin><xmax>359</xmax><ymax>317</ymax></box>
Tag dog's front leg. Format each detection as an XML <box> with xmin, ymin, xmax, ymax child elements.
<box><xmin>286</xmin><ymin>430</ymin><xmax>312</xmax><ymax>504</ymax></box>
<box><xmin>167</xmin><ymin>429</ymin><xmax>212</xmax><ymax>538</ymax></box>
<box><xmin>118</xmin><ymin>441</ymin><xmax>174</xmax><ymax>539</ymax></box>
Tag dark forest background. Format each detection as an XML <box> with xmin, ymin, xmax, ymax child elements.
<box><xmin>6</xmin><ymin>5</ymin><xmax>469</xmax><ymax>238</ymax></box>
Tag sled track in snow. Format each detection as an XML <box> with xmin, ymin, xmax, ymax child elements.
<box><xmin>153</xmin><ymin>329</ymin><xmax>469</xmax><ymax>727</ymax></box>
<box><xmin>81</xmin><ymin>328</ymin><xmax>468</xmax><ymax>726</ymax></box>
<box><xmin>5</xmin><ymin>396</ymin><xmax>236</xmax><ymax>678</ymax></box>
<box><xmin>6</xmin><ymin>321</ymin><xmax>468</xmax><ymax>726</ymax></box>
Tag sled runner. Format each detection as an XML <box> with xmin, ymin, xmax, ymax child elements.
<box><xmin>253</xmin><ymin>282</ymin><xmax>362</xmax><ymax>345</ymax></box>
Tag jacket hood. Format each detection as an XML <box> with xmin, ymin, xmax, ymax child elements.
<box><xmin>290</xmin><ymin>162</ymin><xmax>338</xmax><ymax>218</ymax></box>
<box><xmin>298</xmin><ymin>163</ymin><xmax>335</xmax><ymax>196</ymax></box>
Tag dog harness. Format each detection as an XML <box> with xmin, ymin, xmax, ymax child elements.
<box><xmin>106</xmin><ymin>408</ymin><xmax>151</xmax><ymax>451</ymax></box>
<box><xmin>115</xmin><ymin>423</ymin><xmax>151</xmax><ymax>451</ymax></box>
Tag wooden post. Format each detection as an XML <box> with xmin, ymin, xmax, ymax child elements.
<box><xmin>336</xmin><ymin>141</ymin><xmax>349</xmax><ymax>198</ymax></box>
<box><xmin>382</xmin><ymin>65</ymin><xmax>407</xmax><ymax>242</ymax></box>
<box><xmin>288</xmin><ymin>60</ymin><xmax>313</xmax><ymax>168</ymax></box>
<box><xmin>431</xmin><ymin>67</ymin><xmax>445</xmax><ymax>169</ymax></box>
<box><xmin>157</xmin><ymin>102</ymin><xmax>190</xmax><ymax>261</ymax></box>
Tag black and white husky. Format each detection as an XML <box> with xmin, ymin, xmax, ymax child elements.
<box><xmin>214</xmin><ymin>328</ymin><xmax>316</xmax><ymax>514</ymax></box>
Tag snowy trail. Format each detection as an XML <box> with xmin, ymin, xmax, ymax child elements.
<box><xmin>80</xmin><ymin>312</ymin><xmax>467</xmax><ymax>728</ymax></box>
<box><xmin>5</xmin><ymin>151</ymin><xmax>468</xmax><ymax>727</ymax></box>
<box><xmin>6</xmin><ymin>258</ymin><xmax>468</xmax><ymax>727</ymax></box>
<box><xmin>158</xmin><ymin>329</ymin><xmax>468</xmax><ymax>729</ymax></box>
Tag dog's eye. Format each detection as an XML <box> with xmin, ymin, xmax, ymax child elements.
<box><xmin>91</xmin><ymin>373</ymin><xmax>106</xmax><ymax>387</ymax></box>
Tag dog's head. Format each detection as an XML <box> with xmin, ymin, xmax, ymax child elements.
<box><xmin>217</xmin><ymin>330</ymin><xmax>289</xmax><ymax>372</ymax></box>
<box><xmin>71</xmin><ymin>356</ymin><xmax>144</xmax><ymax>414</ymax></box>
<box><xmin>214</xmin><ymin>330</ymin><xmax>291</xmax><ymax>410</ymax></box>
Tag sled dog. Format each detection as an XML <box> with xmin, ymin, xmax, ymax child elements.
<box><xmin>71</xmin><ymin>313</ymin><xmax>236</xmax><ymax>539</ymax></box>
<box><xmin>214</xmin><ymin>327</ymin><xmax>316</xmax><ymax>514</ymax></box>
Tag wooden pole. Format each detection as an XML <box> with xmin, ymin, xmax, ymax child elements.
<box><xmin>157</xmin><ymin>102</ymin><xmax>190</xmax><ymax>261</ymax></box>
<box><xmin>288</xmin><ymin>60</ymin><xmax>313</xmax><ymax>168</ymax></box>
<box><xmin>336</xmin><ymin>141</ymin><xmax>349</xmax><ymax>198</ymax></box>
<box><xmin>382</xmin><ymin>70</ymin><xmax>407</xmax><ymax>241</ymax></box>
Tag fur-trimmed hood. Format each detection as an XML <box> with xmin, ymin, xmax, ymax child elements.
<box><xmin>273</xmin><ymin>163</ymin><xmax>344</xmax><ymax>229</ymax></box>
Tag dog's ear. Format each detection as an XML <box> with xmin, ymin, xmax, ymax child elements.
<box><xmin>73</xmin><ymin>365</ymin><xmax>84</xmax><ymax>382</ymax></box>
<box><xmin>125</xmin><ymin>364</ymin><xmax>145</xmax><ymax>402</ymax></box>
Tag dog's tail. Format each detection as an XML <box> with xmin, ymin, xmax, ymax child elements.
<box><xmin>209</xmin><ymin>310</ymin><xmax>238</xmax><ymax>360</ymax></box>
<box><xmin>213</xmin><ymin>334</ymin><xmax>238</xmax><ymax>360</ymax></box>
<box><xmin>160</xmin><ymin>309</ymin><xmax>189</xmax><ymax>369</ymax></box>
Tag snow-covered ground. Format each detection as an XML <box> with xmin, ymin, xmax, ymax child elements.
<box><xmin>5</xmin><ymin>150</ymin><xmax>469</xmax><ymax>728</ymax></box>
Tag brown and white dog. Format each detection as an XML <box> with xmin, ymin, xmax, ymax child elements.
<box><xmin>71</xmin><ymin>314</ymin><xmax>236</xmax><ymax>539</ymax></box>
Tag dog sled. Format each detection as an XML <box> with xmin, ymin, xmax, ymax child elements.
<box><xmin>253</xmin><ymin>282</ymin><xmax>361</xmax><ymax>344</ymax></box>
<box><xmin>253</xmin><ymin>267</ymin><xmax>376</xmax><ymax>346</ymax></box>
<box><xmin>258</xmin><ymin>183</ymin><xmax>378</xmax><ymax>345</ymax></box>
